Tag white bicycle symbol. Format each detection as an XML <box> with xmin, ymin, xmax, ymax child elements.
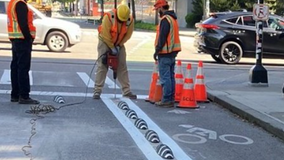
<box><xmin>172</xmin><ymin>125</ymin><xmax>254</xmax><ymax>145</ymax></box>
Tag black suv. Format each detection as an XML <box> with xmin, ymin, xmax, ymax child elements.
<box><xmin>194</xmin><ymin>11</ymin><xmax>284</xmax><ymax>64</ymax></box>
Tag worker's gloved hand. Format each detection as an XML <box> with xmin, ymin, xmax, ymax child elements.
<box><xmin>115</xmin><ymin>46</ymin><xmax>120</xmax><ymax>53</ymax></box>
<box><xmin>153</xmin><ymin>52</ymin><xmax>158</xmax><ymax>61</ymax></box>
<box><xmin>111</xmin><ymin>47</ymin><xmax>118</xmax><ymax>55</ymax></box>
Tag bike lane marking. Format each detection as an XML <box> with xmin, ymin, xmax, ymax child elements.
<box><xmin>101</xmin><ymin>98</ymin><xmax>163</xmax><ymax>160</ymax></box>
<box><xmin>0</xmin><ymin>90</ymin><xmax>148</xmax><ymax>99</ymax></box>
<box><xmin>121</xmin><ymin>98</ymin><xmax>193</xmax><ymax>160</ymax></box>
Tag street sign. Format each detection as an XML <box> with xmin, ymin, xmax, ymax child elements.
<box><xmin>253</xmin><ymin>4</ymin><xmax>269</xmax><ymax>21</ymax></box>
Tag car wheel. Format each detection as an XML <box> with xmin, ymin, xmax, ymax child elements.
<box><xmin>211</xmin><ymin>54</ymin><xmax>222</xmax><ymax>63</ymax></box>
<box><xmin>46</xmin><ymin>31</ymin><xmax>68</xmax><ymax>52</ymax></box>
<box><xmin>219</xmin><ymin>41</ymin><xmax>243</xmax><ymax>64</ymax></box>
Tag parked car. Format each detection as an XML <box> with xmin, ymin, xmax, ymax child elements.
<box><xmin>0</xmin><ymin>0</ymin><xmax>82</xmax><ymax>52</ymax></box>
<box><xmin>194</xmin><ymin>11</ymin><xmax>284</xmax><ymax>64</ymax></box>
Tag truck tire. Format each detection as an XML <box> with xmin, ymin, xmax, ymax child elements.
<box><xmin>46</xmin><ymin>31</ymin><xmax>68</xmax><ymax>52</ymax></box>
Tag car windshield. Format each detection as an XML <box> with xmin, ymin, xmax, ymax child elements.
<box><xmin>268</xmin><ymin>17</ymin><xmax>284</xmax><ymax>30</ymax></box>
<box><xmin>27</xmin><ymin>4</ymin><xmax>46</xmax><ymax>18</ymax></box>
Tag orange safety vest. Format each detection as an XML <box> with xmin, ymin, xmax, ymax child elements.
<box><xmin>155</xmin><ymin>15</ymin><xmax>181</xmax><ymax>54</ymax></box>
<box><xmin>98</xmin><ymin>9</ymin><xmax>133</xmax><ymax>45</ymax></box>
<box><xmin>7</xmin><ymin>0</ymin><xmax>36</xmax><ymax>39</ymax></box>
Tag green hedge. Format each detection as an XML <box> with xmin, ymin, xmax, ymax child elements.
<box><xmin>185</xmin><ymin>13</ymin><xmax>202</xmax><ymax>28</ymax></box>
<box><xmin>134</xmin><ymin>21</ymin><xmax>156</xmax><ymax>31</ymax></box>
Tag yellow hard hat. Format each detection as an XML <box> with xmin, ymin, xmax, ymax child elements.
<box><xmin>117</xmin><ymin>4</ymin><xmax>130</xmax><ymax>22</ymax></box>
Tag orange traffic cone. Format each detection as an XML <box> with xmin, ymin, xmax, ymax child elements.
<box><xmin>145</xmin><ymin>61</ymin><xmax>159</xmax><ymax>102</ymax></box>
<box><xmin>194</xmin><ymin>61</ymin><xmax>209</xmax><ymax>103</ymax></box>
<box><xmin>175</xmin><ymin>60</ymin><xmax>184</xmax><ymax>102</ymax></box>
<box><xmin>184</xmin><ymin>63</ymin><xmax>193</xmax><ymax>80</ymax></box>
<box><xmin>177</xmin><ymin>78</ymin><xmax>198</xmax><ymax>109</ymax></box>
<box><xmin>150</xmin><ymin>78</ymin><xmax>163</xmax><ymax>104</ymax></box>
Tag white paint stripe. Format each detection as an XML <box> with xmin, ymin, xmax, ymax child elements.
<box><xmin>121</xmin><ymin>98</ymin><xmax>193</xmax><ymax>160</ymax></box>
<box><xmin>101</xmin><ymin>98</ymin><xmax>163</xmax><ymax>160</ymax></box>
<box><xmin>0</xmin><ymin>69</ymin><xmax>10</xmax><ymax>84</ymax></box>
<box><xmin>0</xmin><ymin>89</ymin><xmax>148</xmax><ymax>99</ymax></box>
<box><xmin>29</xmin><ymin>71</ymin><xmax>33</xmax><ymax>85</ymax></box>
<box><xmin>0</xmin><ymin>70</ymin><xmax>33</xmax><ymax>85</ymax></box>
<box><xmin>105</xmin><ymin>77</ymin><xmax>120</xmax><ymax>89</ymax></box>
<box><xmin>129</xmin><ymin>35</ymin><xmax>151</xmax><ymax>54</ymax></box>
<box><xmin>77</xmin><ymin>72</ymin><xmax>94</xmax><ymax>87</ymax></box>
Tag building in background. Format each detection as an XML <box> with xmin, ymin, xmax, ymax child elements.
<box><xmin>76</xmin><ymin>0</ymin><xmax>192</xmax><ymax>27</ymax></box>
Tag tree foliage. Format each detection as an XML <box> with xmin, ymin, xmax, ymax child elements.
<box><xmin>186</xmin><ymin>0</ymin><xmax>284</xmax><ymax>28</ymax></box>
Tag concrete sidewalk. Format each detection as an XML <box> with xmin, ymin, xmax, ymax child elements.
<box><xmin>52</xmin><ymin>12</ymin><xmax>197</xmax><ymax>37</ymax></box>
<box><xmin>206</xmin><ymin>69</ymin><xmax>284</xmax><ymax>141</ymax></box>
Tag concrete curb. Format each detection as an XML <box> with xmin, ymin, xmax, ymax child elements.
<box><xmin>207</xmin><ymin>90</ymin><xmax>284</xmax><ymax>141</ymax></box>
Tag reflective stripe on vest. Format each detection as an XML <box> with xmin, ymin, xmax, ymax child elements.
<box><xmin>155</xmin><ymin>15</ymin><xmax>181</xmax><ymax>54</ymax></box>
<box><xmin>98</xmin><ymin>9</ymin><xmax>132</xmax><ymax>45</ymax></box>
<box><xmin>7</xmin><ymin>0</ymin><xmax>36</xmax><ymax>39</ymax></box>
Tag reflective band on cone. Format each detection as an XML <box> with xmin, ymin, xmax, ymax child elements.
<box><xmin>175</xmin><ymin>60</ymin><xmax>184</xmax><ymax>102</ymax></box>
<box><xmin>194</xmin><ymin>61</ymin><xmax>209</xmax><ymax>103</ymax></box>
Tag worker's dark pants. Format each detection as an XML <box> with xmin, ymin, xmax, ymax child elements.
<box><xmin>10</xmin><ymin>39</ymin><xmax>33</xmax><ymax>99</ymax></box>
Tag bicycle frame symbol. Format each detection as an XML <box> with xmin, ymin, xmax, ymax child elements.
<box><xmin>172</xmin><ymin>124</ymin><xmax>254</xmax><ymax>145</ymax></box>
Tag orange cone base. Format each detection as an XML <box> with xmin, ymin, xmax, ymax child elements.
<box><xmin>194</xmin><ymin>85</ymin><xmax>208</xmax><ymax>102</ymax></box>
<box><xmin>177</xmin><ymin>104</ymin><xmax>199</xmax><ymax>109</ymax></box>
<box><xmin>149</xmin><ymin>85</ymin><xmax>162</xmax><ymax>104</ymax></box>
<box><xmin>177</xmin><ymin>95</ymin><xmax>199</xmax><ymax>109</ymax></box>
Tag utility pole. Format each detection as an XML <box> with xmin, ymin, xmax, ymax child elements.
<box><xmin>202</xmin><ymin>0</ymin><xmax>210</xmax><ymax>20</ymax></box>
<box><xmin>100</xmin><ymin>0</ymin><xmax>104</xmax><ymax>21</ymax></box>
<box><xmin>249</xmin><ymin>0</ymin><xmax>269</xmax><ymax>86</ymax></box>
<box><xmin>114</xmin><ymin>0</ymin><xmax>117</xmax><ymax>8</ymax></box>
<box><xmin>131</xmin><ymin>0</ymin><xmax>136</xmax><ymax>21</ymax></box>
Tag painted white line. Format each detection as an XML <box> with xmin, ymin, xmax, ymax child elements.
<box><xmin>77</xmin><ymin>72</ymin><xmax>94</xmax><ymax>87</ymax></box>
<box><xmin>129</xmin><ymin>35</ymin><xmax>151</xmax><ymax>54</ymax></box>
<box><xmin>0</xmin><ymin>89</ymin><xmax>148</xmax><ymax>99</ymax></box>
<box><xmin>0</xmin><ymin>69</ymin><xmax>10</xmax><ymax>84</ymax></box>
<box><xmin>0</xmin><ymin>70</ymin><xmax>33</xmax><ymax>85</ymax></box>
<box><xmin>29</xmin><ymin>71</ymin><xmax>33</xmax><ymax>85</ymax></box>
<box><xmin>121</xmin><ymin>98</ymin><xmax>193</xmax><ymax>160</ymax></box>
<box><xmin>105</xmin><ymin>77</ymin><xmax>120</xmax><ymax>89</ymax></box>
<box><xmin>102</xmin><ymin>98</ymin><xmax>163</xmax><ymax>160</ymax></box>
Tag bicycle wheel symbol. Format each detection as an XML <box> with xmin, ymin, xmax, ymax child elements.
<box><xmin>173</xmin><ymin>133</ymin><xmax>254</xmax><ymax>145</ymax></box>
<box><xmin>173</xmin><ymin>133</ymin><xmax>207</xmax><ymax>144</ymax></box>
<box><xmin>219</xmin><ymin>134</ymin><xmax>253</xmax><ymax>145</ymax></box>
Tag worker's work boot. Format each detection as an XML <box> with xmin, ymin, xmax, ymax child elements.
<box><xmin>123</xmin><ymin>92</ymin><xmax>137</xmax><ymax>99</ymax></box>
<box><xmin>155</xmin><ymin>101</ymin><xmax>174</xmax><ymax>108</ymax></box>
<box><xmin>93</xmin><ymin>92</ymin><xmax>101</xmax><ymax>99</ymax></box>
<box><xmin>18</xmin><ymin>97</ymin><xmax>40</xmax><ymax>104</ymax></box>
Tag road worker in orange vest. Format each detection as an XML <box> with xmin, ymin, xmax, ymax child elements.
<box><xmin>7</xmin><ymin>0</ymin><xmax>39</xmax><ymax>104</ymax></box>
<box><xmin>153</xmin><ymin>0</ymin><xmax>181</xmax><ymax>108</ymax></box>
<box><xmin>93</xmin><ymin>4</ymin><xmax>137</xmax><ymax>99</ymax></box>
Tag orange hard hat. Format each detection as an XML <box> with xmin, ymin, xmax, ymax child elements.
<box><xmin>153</xmin><ymin>0</ymin><xmax>168</xmax><ymax>10</ymax></box>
